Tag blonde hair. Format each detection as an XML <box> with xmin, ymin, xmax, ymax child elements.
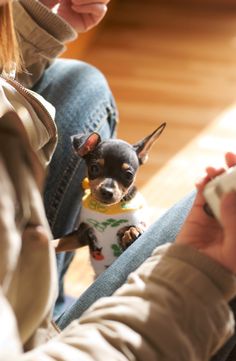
<box><xmin>0</xmin><ymin>2</ymin><xmax>22</xmax><ymax>74</ymax></box>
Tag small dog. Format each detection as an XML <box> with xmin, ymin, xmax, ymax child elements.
<box><xmin>54</xmin><ymin>123</ymin><xmax>166</xmax><ymax>276</ymax></box>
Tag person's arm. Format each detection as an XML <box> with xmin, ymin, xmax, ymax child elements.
<box><xmin>13</xmin><ymin>0</ymin><xmax>110</xmax><ymax>88</ymax></box>
<box><xmin>3</xmin><ymin>211</ymin><xmax>236</xmax><ymax>360</ymax></box>
<box><xmin>13</xmin><ymin>0</ymin><xmax>76</xmax><ymax>88</ymax></box>
<box><xmin>0</xmin><ymin>238</ymin><xmax>234</xmax><ymax>360</ymax></box>
<box><xmin>11</xmin><ymin>242</ymin><xmax>234</xmax><ymax>361</ymax></box>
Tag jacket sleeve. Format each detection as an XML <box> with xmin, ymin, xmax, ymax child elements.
<box><xmin>19</xmin><ymin>243</ymin><xmax>236</xmax><ymax>361</ymax></box>
<box><xmin>13</xmin><ymin>0</ymin><xmax>77</xmax><ymax>88</ymax></box>
<box><xmin>0</xmin><ymin>156</ymin><xmax>25</xmax><ymax>358</ymax></box>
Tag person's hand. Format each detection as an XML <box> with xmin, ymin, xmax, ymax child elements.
<box><xmin>38</xmin><ymin>0</ymin><xmax>58</xmax><ymax>8</ymax></box>
<box><xmin>39</xmin><ymin>0</ymin><xmax>110</xmax><ymax>33</ymax></box>
<box><xmin>0</xmin><ymin>0</ymin><xmax>9</xmax><ymax>5</ymax></box>
<box><xmin>176</xmin><ymin>152</ymin><xmax>236</xmax><ymax>273</ymax></box>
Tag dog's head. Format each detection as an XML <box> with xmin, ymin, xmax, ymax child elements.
<box><xmin>72</xmin><ymin>123</ymin><xmax>166</xmax><ymax>205</ymax></box>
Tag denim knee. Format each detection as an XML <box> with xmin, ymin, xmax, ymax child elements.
<box><xmin>34</xmin><ymin>58</ymin><xmax>117</xmax><ymax>139</ymax></box>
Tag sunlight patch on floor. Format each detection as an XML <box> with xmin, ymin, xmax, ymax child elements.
<box><xmin>142</xmin><ymin>104</ymin><xmax>236</xmax><ymax>222</ymax></box>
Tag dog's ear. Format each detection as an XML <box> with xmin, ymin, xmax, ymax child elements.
<box><xmin>133</xmin><ymin>122</ymin><xmax>166</xmax><ymax>164</ymax></box>
<box><xmin>72</xmin><ymin>132</ymin><xmax>101</xmax><ymax>157</ymax></box>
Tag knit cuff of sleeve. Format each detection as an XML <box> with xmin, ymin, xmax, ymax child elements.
<box><xmin>164</xmin><ymin>243</ymin><xmax>236</xmax><ymax>302</ymax></box>
<box><xmin>18</xmin><ymin>0</ymin><xmax>77</xmax><ymax>43</ymax></box>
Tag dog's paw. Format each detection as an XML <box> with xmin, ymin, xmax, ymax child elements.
<box><xmin>117</xmin><ymin>225</ymin><xmax>144</xmax><ymax>250</ymax></box>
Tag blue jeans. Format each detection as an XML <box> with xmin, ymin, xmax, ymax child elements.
<box><xmin>33</xmin><ymin>58</ymin><xmax>117</xmax><ymax>316</ymax></box>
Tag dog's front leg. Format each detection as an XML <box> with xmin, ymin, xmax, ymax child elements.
<box><xmin>53</xmin><ymin>222</ymin><xmax>97</xmax><ymax>253</ymax></box>
<box><xmin>117</xmin><ymin>223</ymin><xmax>146</xmax><ymax>251</ymax></box>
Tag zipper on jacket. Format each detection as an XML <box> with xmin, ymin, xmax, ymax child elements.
<box><xmin>0</xmin><ymin>75</ymin><xmax>57</xmax><ymax>141</ymax></box>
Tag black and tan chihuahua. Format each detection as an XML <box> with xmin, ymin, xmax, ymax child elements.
<box><xmin>54</xmin><ymin>123</ymin><xmax>166</xmax><ymax>276</ymax></box>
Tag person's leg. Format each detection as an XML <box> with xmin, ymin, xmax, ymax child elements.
<box><xmin>33</xmin><ymin>58</ymin><xmax>118</xmax><ymax>316</ymax></box>
<box><xmin>33</xmin><ymin>58</ymin><xmax>117</xmax><ymax>237</ymax></box>
<box><xmin>56</xmin><ymin>191</ymin><xmax>195</xmax><ymax>329</ymax></box>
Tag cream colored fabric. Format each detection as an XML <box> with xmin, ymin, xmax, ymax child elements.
<box><xmin>0</xmin><ymin>76</ymin><xmax>57</xmax><ymax>167</ymax></box>
<box><xmin>0</xmin><ymin>0</ymin><xmax>72</xmax><ymax>354</ymax></box>
<box><xmin>13</xmin><ymin>244</ymin><xmax>236</xmax><ymax>361</ymax></box>
<box><xmin>13</xmin><ymin>0</ymin><xmax>76</xmax><ymax>88</ymax></box>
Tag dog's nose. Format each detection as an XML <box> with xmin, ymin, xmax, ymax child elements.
<box><xmin>100</xmin><ymin>186</ymin><xmax>114</xmax><ymax>201</ymax></box>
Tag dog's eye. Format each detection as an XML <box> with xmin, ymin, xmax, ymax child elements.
<box><xmin>89</xmin><ymin>163</ymin><xmax>101</xmax><ymax>177</ymax></box>
<box><xmin>124</xmin><ymin>170</ymin><xmax>134</xmax><ymax>182</ymax></box>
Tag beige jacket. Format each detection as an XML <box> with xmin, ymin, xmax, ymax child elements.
<box><xmin>1</xmin><ymin>1</ymin><xmax>236</xmax><ymax>360</ymax></box>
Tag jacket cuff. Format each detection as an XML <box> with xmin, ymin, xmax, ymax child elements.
<box><xmin>164</xmin><ymin>243</ymin><xmax>236</xmax><ymax>302</ymax></box>
<box><xmin>18</xmin><ymin>0</ymin><xmax>77</xmax><ymax>43</ymax></box>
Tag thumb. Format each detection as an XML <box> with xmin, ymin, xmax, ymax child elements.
<box><xmin>220</xmin><ymin>191</ymin><xmax>236</xmax><ymax>237</ymax></box>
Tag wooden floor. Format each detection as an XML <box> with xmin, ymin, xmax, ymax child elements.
<box><xmin>62</xmin><ymin>0</ymin><xmax>236</xmax><ymax>298</ymax></box>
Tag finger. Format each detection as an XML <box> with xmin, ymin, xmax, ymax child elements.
<box><xmin>205</xmin><ymin>166</ymin><xmax>225</xmax><ymax>179</ymax></box>
<box><xmin>71</xmin><ymin>3</ymin><xmax>107</xmax><ymax>17</ymax></box>
<box><xmin>195</xmin><ymin>167</ymin><xmax>225</xmax><ymax>191</ymax></box>
<box><xmin>225</xmin><ymin>152</ymin><xmax>236</xmax><ymax>168</ymax></box>
<box><xmin>195</xmin><ymin>174</ymin><xmax>212</xmax><ymax>191</ymax></box>
<box><xmin>71</xmin><ymin>2</ymin><xmax>107</xmax><ymax>12</ymax></box>
<box><xmin>71</xmin><ymin>0</ymin><xmax>110</xmax><ymax>4</ymax></box>
<box><xmin>39</xmin><ymin>0</ymin><xmax>59</xmax><ymax>8</ymax></box>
